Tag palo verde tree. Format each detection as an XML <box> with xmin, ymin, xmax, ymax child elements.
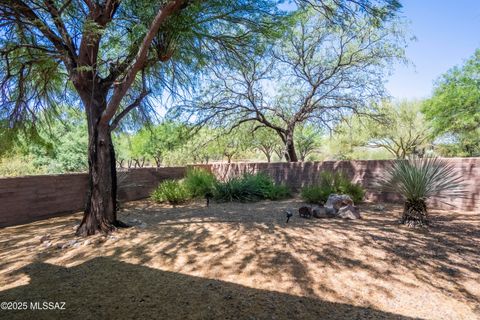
<box><xmin>0</xmin><ymin>0</ymin><xmax>401</xmax><ymax>235</ymax></box>
<box><xmin>178</xmin><ymin>6</ymin><xmax>406</xmax><ymax>162</ymax></box>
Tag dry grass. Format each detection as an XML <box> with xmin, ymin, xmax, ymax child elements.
<box><xmin>0</xmin><ymin>199</ymin><xmax>479</xmax><ymax>319</ymax></box>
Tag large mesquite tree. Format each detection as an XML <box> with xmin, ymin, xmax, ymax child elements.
<box><xmin>0</xmin><ymin>0</ymin><xmax>286</xmax><ymax>235</ymax></box>
<box><xmin>0</xmin><ymin>0</ymin><xmax>401</xmax><ymax>235</ymax></box>
<box><xmin>177</xmin><ymin>7</ymin><xmax>407</xmax><ymax>162</ymax></box>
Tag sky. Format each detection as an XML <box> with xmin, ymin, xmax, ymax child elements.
<box><xmin>386</xmin><ymin>0</ymin><xmax>480</xmax><ymax>100</ymax></box>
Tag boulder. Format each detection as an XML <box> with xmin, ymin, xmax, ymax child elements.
<box><xmin>325</xmin><ymin>206</ymin><xmax>338</xmax><ymax>218</ymax></box>
<box><xmin>312</xmin><ymin>206</ymin><xmax>328</xmax><ymax>218</ymax></box>
<box><xmin>337</xmin><ymin>205</ymin><xmax>361</xmax><ymax>219</ymax></box>
<box><xmin>325</xmin><ymin>194</ymin><xmax>354</xmax><ymax>212</ymax></box>
<box><xmin>299</xmin><ymin>206</ymin><xmax>313</xmax><ymax>219</ymax></box>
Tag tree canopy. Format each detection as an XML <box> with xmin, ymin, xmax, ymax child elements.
<box><xmin>422</xmin><ymin>49</ymin><xmax>480</xmax><ymax>157</ymax></box>
<box><xmin>176</xmin><ymin>6</ymin><xmax>407</xmax><ymax>161</ymax></box>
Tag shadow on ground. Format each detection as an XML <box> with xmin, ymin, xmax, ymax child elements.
<box><xmin>2</xmin><ymin>257</ymin><xmax>417</xmax><ymax>320</ymax></box>
<box><xmin>1</xmin><ymin>199</ymin><xmax>479</xmax><ymax>319</ymax></box>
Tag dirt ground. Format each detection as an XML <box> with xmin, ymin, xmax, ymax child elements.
<box><xmin>0</xmin><ymin>199</ymin><xmax>479</xmax><ymax>320</ymax></box>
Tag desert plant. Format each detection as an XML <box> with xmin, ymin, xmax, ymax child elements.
<box><xmin>151</xmin><ymin>180</ymin><xmax>191</xmax><ymax>205</ymax></box>
<box><xmin>183</xmin><ymin>167</ymin><xmax>217</xmax><ymax>198</ymax></box>
<box><xmin>214</xmin><ymin>176</ymin><xmax>261</xmax><ymax>202</ymax></box>
<box><xmin>214</xmin><ymin>172</ymin><xmax>291</xmax><ymax>202</ymax></box>
<box><xmin>301</xmin><ymin>171</ymin><xmax>364</xmax><ymax>204</ymax></box>
<box><xmin>266</xmin><ymin>184</ymin><xmax>292</xmax><ymax>200</ymax></box>
<box><xmin>378</xmin><ymin>157</ymin><xmax>464</xmax><ymax>227</ymax></box>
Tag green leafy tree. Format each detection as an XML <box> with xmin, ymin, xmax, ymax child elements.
<box><xmin>181</xmin><ymin>7</ymin><xmax>407</xmax><ymax>162</ymax></box>
<box><xmin>423</xmin><ymin>49</ymin><xmax>480</xmax><ymax>157</ymax></box>
<box><xmin>0</xmin><ymin>0</ymin><xmax>289</xmax><ymax>235</ymax></box>
<box><xmin>130</xmin><ymin>122</ymin><xmax>187</xmax><ymax>167</ymax></box>
<box><xmin>251</xmin><ymin>127</ymin><xmax>283</xmax><ymax>162</ymax></box>
<box><xmin>295</xmin><ymin>124</ymin><xmax>321</xmax><ymax>161</ymax></box>
<box><xmin>335</xmin><ymin>100</ymin><xmax>430</xmax><ymax>159</ymax></box>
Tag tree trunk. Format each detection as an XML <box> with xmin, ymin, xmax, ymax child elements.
<box><xmin>284</xmin><ymin>133</ymin><xmax>298</xmax><ymax>162</ymax></box>
<box><xmin>76</xmin><ymin>97</ymin><xmax>127</xmax><ymax>236</ymax></box>
<box><xmin>400</xmin><ymin>199</ymin><xmax>428</xmax><ymax>227</ymax></box>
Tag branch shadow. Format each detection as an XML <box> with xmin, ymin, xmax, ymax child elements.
<box><xmin>1</xmin><ymin>257</ymin><xmax>418</xmax><ymax>320</ymax></box>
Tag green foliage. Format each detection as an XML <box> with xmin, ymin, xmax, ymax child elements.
<box><xmin>128</xmin><ymin>122</ymin><xmax>188</xmax><ymax>166</ymax></box>
<box><xmin>378</xmin><ymin>157</ymin><xmax>464</xmax><ymax>203</ymax></box>
<box><xmin>295</xmin><ymin>124</ymin><xmax>321</xmax><ymax>161</ymax></box>
<box><xmin>423</xmin><ymin>49</ymin><xmax>480</xmax><ymax>156</ymax></box>
<box><xmin>0</xmin><ymin>155</ymin><xmax>43</xmax><ymax>177</ymax></box>
<box><xmin>151</xmin><ymin>180</ymin><xmax>191</xmax><ymax>205</ymax></box>
<box><xmin>183</xmin><ymin>168</ymin><xmax>217</xmax><ymax>198</ymax></box>
<box><xmin>266</xmin><ymin>183</ymin><xmax>292</xmax><ymax>200</ymax></box>
<box><xmin>214</xmin><ymin>172</ymin><xmax>291</xmax><ymax>202</ymax></box>
<box><xmin>301</xmin><ymin>171</ymin><xmax>364</xmax><ymax>204</ymax></box>
<box><xmin>301</xmin><ymin>185</ymin><xmax>334</xmax><ymax>204</ymax></box>
<box><xmin>331</xmin><ymin>100</ymin><xmax>430</xmax><ymax>159</ymax></box>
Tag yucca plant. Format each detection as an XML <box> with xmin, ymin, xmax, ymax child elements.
<box><xmin>379</xmin><ymin>157</ymin><xmax>464</xmax><ymax>227</ymax></box>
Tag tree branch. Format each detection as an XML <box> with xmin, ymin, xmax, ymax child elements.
<box><xmin>101</xmin><ymin>0</ymin><xmax>186</xmax><ymax>125</ymax></box>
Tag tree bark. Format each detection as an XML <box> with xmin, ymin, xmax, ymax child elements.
<box><xmin>76</xmin><ymin>94</ymin><xmax>127</xmax><ymax>236</ymax></box>
<box><xmin>400</xmin><ymin>199</ymin><xmax>429</xmax><ymax>228</ymax></box>
<box><xmin>284</xmin><ymin>132</ymin><xmax>298</xmax><ymax>162</ymax></box>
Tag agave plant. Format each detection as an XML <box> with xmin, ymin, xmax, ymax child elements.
<box><xmin>379</xmin><ymin>157</ymin><xmax>464</xmax><ymax>227</ymax></box>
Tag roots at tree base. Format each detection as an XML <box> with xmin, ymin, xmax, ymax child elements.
<box><xmin>400</xmin><ymin>199</ymin><xmax>429</xmax><ymax>228</ymax></box>
<box><xmin>76</xmin><ymin>215</ymin><xmax>130</xmax><ymax>237</ymax></box>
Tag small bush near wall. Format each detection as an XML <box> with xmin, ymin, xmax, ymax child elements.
<box><xmin>214</xmin><ymin>172</ymin><xmax>291</xmax><ymax>202</ymax></box>
<box><xmin>184</xmin><ymin>168</ymin><xmax>217</xmax><ymax>198</ymax></box>
<box><xmin>301</xmin><ymin>171</ymin><xmax>364</xmax><ymax>204</ymax></box>
<box><xmin>151</xmin><ymin>180</ymin><xmax>191</xmax><ymax>205</ymax></box>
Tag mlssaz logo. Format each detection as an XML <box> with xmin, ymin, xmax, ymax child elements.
<box><xmin>30</xmin><ymin>302</ymin><xmax>66</xmax><ymax>310</ymax></box>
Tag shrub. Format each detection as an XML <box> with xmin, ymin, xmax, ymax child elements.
<box><xmin>183</xmin><ymin>168</ymin><xmax>217</xmax><ymax>198</ymax></box>
<box><xmin>214</xmin><ymin>172</ymin><xmax>291</xmax><ymax>202</ymax></box>
<box><xmin>214</xmin><ymin>176</ymin><xmax>260</xmax><ymax>202</ymax></box>
<box><xmin>266</xmin><ymin>184</ymin><xmax>292</xmax><ymax>200</ymax></box>
<box><xmin>151</xmin><ymin>180</ymin><xmax>191</xmax><ymax>205</ymax></box>
<box><xmin>378</xmin><ymin>157</ymin><xmax>463</xmax><ymax>227</ymax></box>
<box><xmin>340</xmin><ymin>182</ymin><xmax>365</xmax><ymax>203</ymax></box>
<box><xmin>300</xmin><ymin>171</ymin><xmax>364</xmax><ymax>204</ymax></box>
<box><xmin>300</xmin><ymin>185</ymin><xmax>333</xmax><ymax>204</ymax></box>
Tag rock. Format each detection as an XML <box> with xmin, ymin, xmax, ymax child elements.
<box><xmin>372</xmin><ymin>204</ymin><xmax>385</xmax><ymax>212</ymax></box>
<box><xmin>56</xmin><ymin>242</ymin><xmax>65</xmax><ymax>249</ymax></box>
<box><xmin>325</xmin><ymin>194</ymin><xmax>354</xmax><ymax>211</ymax></box>
<box><xmin>138</xmin><ymin>222</ymin><xmax>147</xmax><ymax>229</ymax></box>
<box><xmin>298</xmin><ymin>206</ymin><xmax>312</xmax><ymax>219</ymax></box>
<box><xmin>39</xmin><ymin>234</ymin><xmax>51</xmax><ymax>243</ymax></box>
<box><xmin>72</xmin><ymin>243</ymin><xmax>81</xmax><ymax>248</ymax></box>
<box><xmin>337</xmin><ymin>205</ymin><xmax>361</xmax><ymax>219</ymax></box>
<box><xmin>43</xmin><ymin>241</ymin><xmax>52</xmax><ymax>248</ymax></box>
<box><xmin>325</xmin><ymin>206</ymin><xmax>337</xmax><ymax>218</ymax></box>
<box><xmin>83</xmin><ymin>239</ymin><xmax>91</xmax><ymax>246</ymax></box>
<box><xmin>312</xmin><ymin>206</ymin><xmax>328</xmax><ymax>218</ymax></box>
<box><xmin>108</xmin><ymin>235</ymin><xmax>119</xmax><ymax>242</ymax></box>
<box><xmin>68</xmin><ymin>239</ymin><xmax>78</xmax><ymax>246</ymax></box>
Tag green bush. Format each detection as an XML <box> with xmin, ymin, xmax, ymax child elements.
<box><xmin>300</xmin><ymin>185</ymin><xmax>334</xmax><ymax>204</ymax></box>
<box><xmin>266</xmin><ymin>184</ymin><xmax>292</xmax><ymax>200</ymax></box>
<box><xmin>183</xmin><ymin>167</ymin><xmax>217</xmax><ymax>198</ymax></box>
<box><xmin>214</xmin><ymin>172</ymin><xmax>291</xmax><ymax>202</ymax></box>
<box><xmin>300</xmin><ymin>171</ymin><xmax>364</xmax><ymax>204</ymax></box>
<box><xmin>151</xmin><ymin>179</ymin><xmax>191</xmax><ymax>205</ymax></box>
<box><xmin>340</xmin><ymin>182</ymin><xmax>365</xmax><ymax>203</ymax></box>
